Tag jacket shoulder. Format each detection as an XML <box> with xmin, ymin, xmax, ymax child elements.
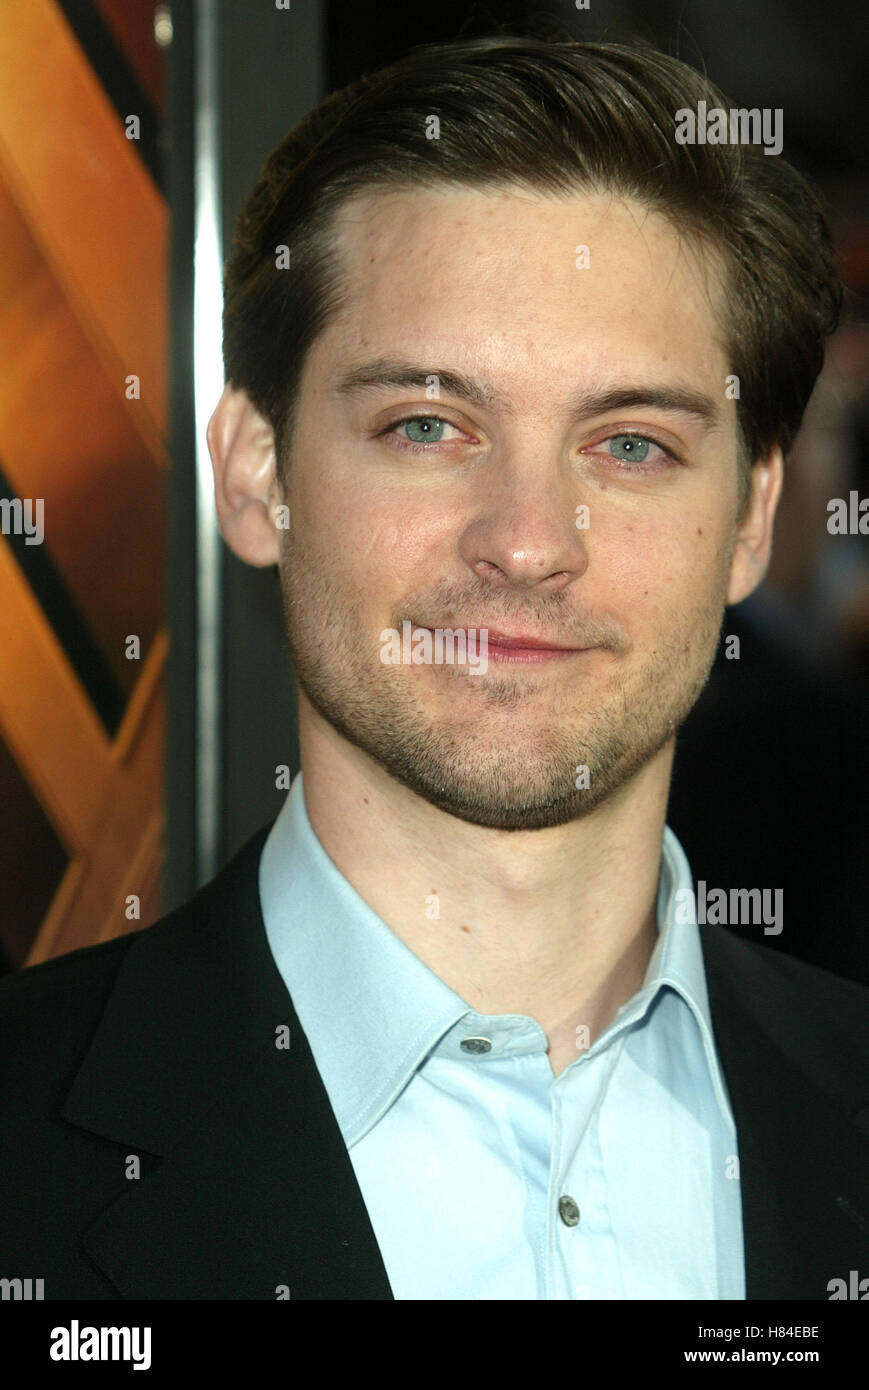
<box><xmin>0</xmin><ymin>823</ymin><xmax>273</xmax><ymax>1092</ymax></box>
<box><xmin>701</xmin><ymin>924</ymin><xmax>869</xmax><ymax>1116</ymax></box>
<box><xmin>0</xmin><ymin>933</ymin><xmax>134</xmax><ymax>1044</ymax></box>
<box><xmin>0</xmin><ymin>884</ymin><xmax>205</xmax><ymax>1015</ymax></box>
<box><xmin>705</xmin><ymin>926</ymin><xmax>869</xmax><ymax>1017</ymax></box>
<box><xmin>0</xmin><ymin>901</ymin><xmax>198</xmax><ymax>1105</ymax></box>
<box><xmin>1</xmin><ymin>819</ymin><xmax>272</xmax><ymax>1005</ymax></box>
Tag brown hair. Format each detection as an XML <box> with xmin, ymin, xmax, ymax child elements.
<box><xmin>222</xmin><ymin>34</ymin><xmax>843</xmax><ymax>504</ymax></box>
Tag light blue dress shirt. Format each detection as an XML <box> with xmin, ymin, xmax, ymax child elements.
<box><xmin>259</xmin><ymin>772</ymin><xmax>746</xmax><ymax>1300</ymax></box>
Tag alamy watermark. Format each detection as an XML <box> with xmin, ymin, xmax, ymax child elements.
<box><xmin>827</xmin><ymin>491</ymin><xmax>869</xmax><ymax>534</ymax></box>
<box><xmin>675</xmin><ymin>881</ymin><xmax>783</xmax><ymax>935</ymax></box>
<box><xmin>828</xmin><ymin>1271</ymin><xmax>869</xmax><ymax>1299</ymax></box>
<box><xmin>49</xmin><ymin>1321</ymin><xmax>151</xmax><ymax>1370</ymax></box>
<box><xmin>380</xmin><ymin>621</ymin><xmax>488</xmax><ymax>674</ymax></box>
<box><xmin>674</xmin><ymin>101</ymin><xmax>783</xmax><ymax>156</ymax></box>
<box><xmin>0</xmin><ymin>496</ymin><xmax>43</xmax><ymax>545</ymax></box>
<box><xmin>1</xmin><ymin>1276</ymin><xmax>44</xmax><ymax>1299</ymax></box>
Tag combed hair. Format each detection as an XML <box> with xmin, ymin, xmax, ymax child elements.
<box><xmin>222</xmin><ymin>34</ymin><xmax>843</xmax><ymax>496</ymax></box>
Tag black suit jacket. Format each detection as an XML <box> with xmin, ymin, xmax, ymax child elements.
<box><xmin>1</xmin><ymin>822</ymin><xmax>868</xmax><ymax>1300</ymax></box>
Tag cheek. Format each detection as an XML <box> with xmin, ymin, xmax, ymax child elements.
<box><xmin>293</xmin><ymin>472</ymin><xmax>451</xmax><ymax>596</ymax></box>
<box><xmin>592</xmin><ymin>511</ymin><xmax>680</xmax><ymax>593</ymax></box>
<box><xmin>593</xmin><ymin>510</ymin><xmax>729</xmax><ymax>631</ymax></box>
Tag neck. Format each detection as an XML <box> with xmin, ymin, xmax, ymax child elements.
<box><xmin>298</xmin><ymin>695</ymin><xmax>674</xmax><ymax>1077</ymax></box>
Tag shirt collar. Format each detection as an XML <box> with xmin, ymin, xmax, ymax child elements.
<box><xmin>259</xmin><ymin>773</ymin><xmax>734</xmax><ymax>1144</ymax></box>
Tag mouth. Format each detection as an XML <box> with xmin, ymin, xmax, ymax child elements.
<box><xmin>484</xmin><ymin>635</ymin><xmax>591</xmax><ymax>665</ymax></box>
<box><xmin>420</xmin><ymin>625</ymin><xmax>591</xmax><ymax>666</ymax></box>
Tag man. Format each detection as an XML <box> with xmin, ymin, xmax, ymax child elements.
<box><xmin>1</xmin><ymin>35</ymin><xmax>867</xmax><ymax>1301</ymax></box>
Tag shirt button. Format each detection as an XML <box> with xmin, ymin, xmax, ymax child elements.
<box><xmin>559</xmin><ymin>1196</ymin><xmax>580</xmax><ymax>1226</ymax></box>
<box><xmin>460</xmin><ymin>1036</ymin><xmax>492</xmax><ymax>1054</ymax></box>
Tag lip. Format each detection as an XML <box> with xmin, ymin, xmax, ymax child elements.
<box><xmin>482</xmin><ymin>629</ymin><xmax>585</xmax><ymax>651</ymax></box>
<box><xmin>418</xmin><ymin>624</ymin><xmax>591</xmax><ymax>665</ymax></box>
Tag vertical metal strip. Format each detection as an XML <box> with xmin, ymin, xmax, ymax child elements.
<box><xmin>192</xmin><ymin>0</ymin><xmax>223</xmax><ymax>884</ymax></box>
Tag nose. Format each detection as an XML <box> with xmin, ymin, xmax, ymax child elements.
<box><xmin>458</xmin><ymin>469</ymin><xmax>590</xmax><ymax>593</ymax></box>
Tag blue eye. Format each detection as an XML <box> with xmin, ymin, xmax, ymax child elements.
<box><xmin>379</xmin><ymin>416</ymin><xmax>465</xmax><ymax>452</ymax></box>
<box><xmin>609</xmin><ymin>434</ymin><xmax>652</xmax><ymax>462</ymax></box>
<box><xmin>400</xmin><ymin>417</ymin><xmax>449</xmax><ymax>444</ymax></box>
<box><xmin>588</xmin><ymin>433</ymin><xmax>677</xmax><ymax>469</ymax></box>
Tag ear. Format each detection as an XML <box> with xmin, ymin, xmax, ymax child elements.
<box><xmin>725</xmin><ymin>446</ymin><xmax>784</xmax><ymax>605</ymax></box>
<box><xmin>206</xmin><ymin>383</ymin><xmax>284</xmax><ymax>567</ymax></box>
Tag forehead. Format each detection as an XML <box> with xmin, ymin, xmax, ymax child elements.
<box><xmin>315</xmin><ymin>184</ymin><xmax>730</xmax><ymax>399</ymax></box>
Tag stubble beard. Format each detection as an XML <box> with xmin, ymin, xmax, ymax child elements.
<box><xmin>277</xmin><ymin>533</ymin><xmax>726</xmax><ymax>832</ymax></box>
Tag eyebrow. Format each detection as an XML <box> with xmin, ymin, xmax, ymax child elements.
<box><xmin>332</xmin><ymin>358</ymin><xmax>723</xmax><ymax>432</ymax></box>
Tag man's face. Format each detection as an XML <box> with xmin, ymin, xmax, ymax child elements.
<box><xmin>275</xmin><ymin>185</ymin><xmax>747</xmax><ymax>830</ymax></box>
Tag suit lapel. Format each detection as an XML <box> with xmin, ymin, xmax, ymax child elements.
<box><xmin>62</xmin><ymin>826</ymin><xmax>394</xmax><ymax>1299</ymax></box>
<box><xmin>701</xmin><ymin>924</ymin><xmax>869</xmax><ymax>1299</ymax></box>
<box><xmin>60</xmin><ymin>821</ymin><xmax>868</xmax><ymax>1300</ymax></box>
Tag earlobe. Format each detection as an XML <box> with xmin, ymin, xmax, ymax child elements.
<box><xmin>206</xmin><ymin>384</ymin><xmax>283</xmax><ymax>568</ymax></box>
<box><xmin>725</xmin><ymin>447</ymin><xmax>784</xmax><ymax>605</ymax></box>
